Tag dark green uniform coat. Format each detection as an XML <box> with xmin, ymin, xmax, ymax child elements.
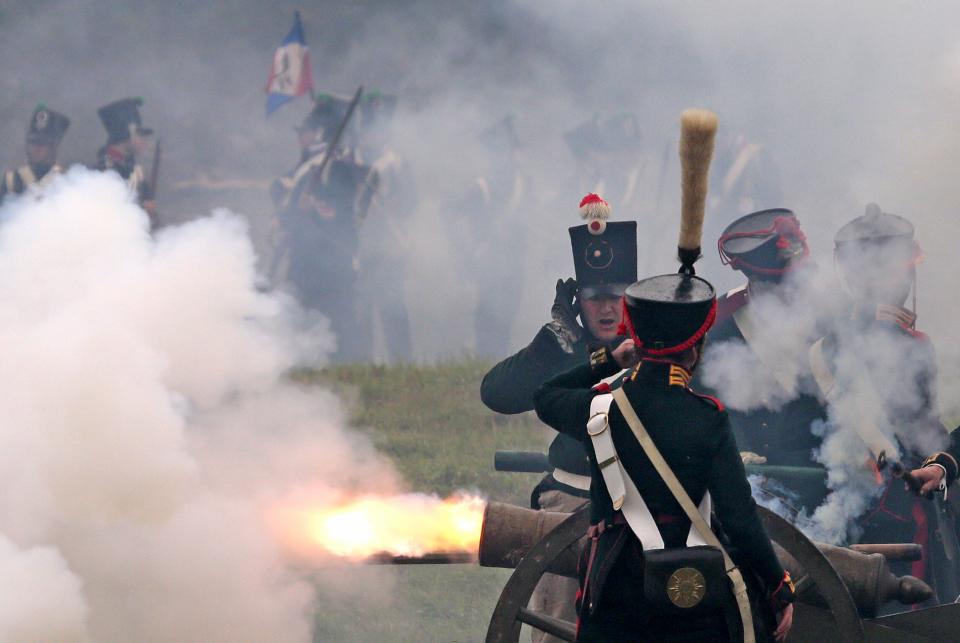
<box><xmin>481</xmin><ymin>324</ymin><xmax>602</xmax><ymax>500</ymax></box>
<box><xmin>534</xmin><ymin>358</ymin><xmax>785</xmax><ymax>642</ymax></box>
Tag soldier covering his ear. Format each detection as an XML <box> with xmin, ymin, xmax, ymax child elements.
<box><xmin>481</xmin><ymin>193</ymin><xmax>636</xmax><ymax>643</ymax></box>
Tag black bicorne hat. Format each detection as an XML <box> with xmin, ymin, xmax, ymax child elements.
<box><xmin>27</xmin><ymin>104</ymin><xmax>70</xmax><ymax>146</ymax></box>
<box><xmin>570</xmin><ymin>194</ymin><xmax>637</xmax><ymax>298</ymax></box>
<box><xmin>621</xmin><ymin>274</ymin><xmax>717</xmax><ymax>356</ymax></box>
<box><xmin>97</xmin><ymin>97</ymin><xmax>152</xmax><ymax>144</ymax></box>
<box><xmin>718</xmin><ymin>208</ymin><xmax>808</xmax><ymax>278</ymax></box>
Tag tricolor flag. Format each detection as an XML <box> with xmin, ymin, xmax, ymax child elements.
<box><xmin>265</xmin><ymin>11</ymin><xmax>314</xmax><ymax>116</ymax></box>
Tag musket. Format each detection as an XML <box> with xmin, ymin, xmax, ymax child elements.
<box><xmin>271</xmin><ymin>87</ymin><xmax>363</xmax><ymax>280</ymax></box>
<box><xmin>144</xmin><ymin>137</ymin><xmax>161</xmax><ymax>201</ymax></box>
<box><xmin>287</xmin><ymin>85</ymin><xmax>364</xmax><ymax>216</ymax></box>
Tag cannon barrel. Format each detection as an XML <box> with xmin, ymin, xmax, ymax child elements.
<box><xmin>848</xmin><ymin>543</ymin><xmax>922</xmax><ymax>562</ymax></box>
<box><xmin>494</xmin><ymin>451</ymin><xmax>550</xmax><ymax>473</ymax></box>
<box><xmin>478</xmin><ymin>502</ymin><xmax>932</xmax><ymax>617</ymax></box>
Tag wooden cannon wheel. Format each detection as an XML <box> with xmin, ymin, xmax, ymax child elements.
<box><xmin>484</xmin><ymin>505</ymin><xmax>866</xmax><ymax>642</ymax></box>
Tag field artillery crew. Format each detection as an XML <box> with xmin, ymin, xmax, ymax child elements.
<box><xmin>480</xmin><ymin>192</ymin><xmax>637</xmax><ymax>643</ymax></box>
<box><xmin>0</xmin><ymin>104</ymin><xmax>70</xmax><ymax>202</ymax></box>
<box><xmin>535</xmin><ymin>109</ymin><xmax>794</xmax><ymax>642</ymax></box>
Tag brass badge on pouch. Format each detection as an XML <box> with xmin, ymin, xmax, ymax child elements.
<box><xmin>667</xmin><ymin>567</ymin><xmax>706</xmax><ymax>608</ymax></box>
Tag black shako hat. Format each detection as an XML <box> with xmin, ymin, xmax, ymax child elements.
<box><xmin>98</xmin><ymin>98</ymin><xmax>152</xmax><ymax>144</ymax></box>
<box><xmin>299</xmin><ymin>93</ymin><xmax>352</xmax><ymax>135</ymax></box>
<box><xmin>835</xmin><ymin>203</ymin><xmax>914</xmax><ymax>251</ymax></box>
<box><xmin>569</xmin><ymin>194</ymin><xmax>637</xmax><ymax>298</ymax></box>
<box><xmin>621</xmin><ymin>274</ymin><xmax>717</xmax><ymax>356</ymax></box>
<box><xmin>27</xmin><ymin>104</ymin><xmax>70</xmax><ymax>146</ymax></box>
<box><xmin>718</xmin><ymin>208</ymin><xmax>808</xmax><ymax>279</ymax></box>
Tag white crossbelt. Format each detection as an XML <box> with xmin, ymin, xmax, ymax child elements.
<box><xmin>549</xmin><ymin>369</ymin><xmax>631</xmax><ymax>493</ymax></box>
<box><xmin>551</xmin><ymin>467</ymin><xmax>592</xmax><ymax>491</ymax></box>
<box><xmin>587</xmin><ymin>393</ymin><xmax>710</xmax><ymax>550</ymax></box>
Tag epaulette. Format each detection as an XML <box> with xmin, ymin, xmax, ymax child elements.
<box><xmin>687</xmin><ymin>389</ymin><xmax>725</xmax><ymax>412</ymax></box>
<box><xmin>716</xmin><ymin>285</ymin><xmax>749</xmax><ymax>325</ymax></box>
<box><xmin>668</xmin><ymin>364</ymin><xmax>692</xmax><ymax>388</ymax></box>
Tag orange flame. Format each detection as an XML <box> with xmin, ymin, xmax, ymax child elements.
<box><xmin>273</xmin><ymin>493</ymin><xmax>485</xmax><ymax>561</ymax></box>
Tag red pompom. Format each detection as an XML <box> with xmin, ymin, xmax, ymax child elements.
<box><xmin>579</xmin><ymin>193</ymin><xmax>611</xmax><ymax>223</ymax></box>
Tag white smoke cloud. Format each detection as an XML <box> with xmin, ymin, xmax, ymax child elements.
<box><xmin>701</xmin><ymin>251</ymin><xmax>949</xmax><ymax>544</ymax></box>
<box><xmin>0</xmin><ymin>535</ymin><xmax>87</xmax><ymax>643</ymax></box>
<box><xmin>0</xmin><ymin>168</ymin><xmax>403</xmax><ymax>641</ymax></box>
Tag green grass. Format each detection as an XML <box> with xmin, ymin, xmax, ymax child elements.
<box><xmin>298</xmin><ymin>359</ymin><xmax>547</xmax><ymax>642</ymax></box>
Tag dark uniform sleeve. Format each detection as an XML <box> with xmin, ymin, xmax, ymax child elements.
<box><xmin>480</xmin><ymin>325</ymin><xmax>577</xmax><ymax>414</ymax></box>
<box><xmin>924</xmin><ymin>425</ymin><xmax>960</xmax><ymax>486</ymax></box>
<box><xmin>532</xmin><ymin>358</ymin><xmax>621</xmax><ymax>440</ymax></box>
<box><xmin>707</xmin><ymin>411</ymin><xmax>786</xmax><ymax>587</ymax></box>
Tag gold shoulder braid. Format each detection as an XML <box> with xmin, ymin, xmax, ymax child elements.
<box><xmin>668</xmin><ymin>364</ymin><xmax>692</xmax><ymax>387</ymax></box>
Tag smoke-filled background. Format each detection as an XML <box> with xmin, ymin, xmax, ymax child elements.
<box><xmin>3</xmin><ymin>0</ymin><xmax>959</xmax><ymax>365</ymax></box>
<box><xmin>2</xmin><ymin>0</ymin><xmax>960</xmax><ymax>637</ymax></box>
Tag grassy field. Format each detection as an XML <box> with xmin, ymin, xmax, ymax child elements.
<box><xmin>299</xmin><ymin>359</ymin><xmax>549</xmax><ymax>642</ymax></box>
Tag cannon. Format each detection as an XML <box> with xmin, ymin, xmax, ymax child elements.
<box><xmin>479</xmin><ymin>502</ymin><xmax>931</xmax><ymax>616</ymax></box>
<box><xmin>480</xmin><ymin>462</ymin><xmax>960</xmax><ymax>642</ymax></box>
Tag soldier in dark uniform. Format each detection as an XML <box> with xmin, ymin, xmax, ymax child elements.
<box><xmin>0</xmin><ymin>104</ymin><xmax>70</xmax><ymax>202</ymax></box>
<box><xmin>481</xmin><ymin>194</ymin><xmax>636</xmax><ymax>643</ymax></box>
<box><xmin>271</xmin><ymin>94</ymin><xmax>371</xmax><ymax>362</ymax></box>
<box><xmin>811</xmin><ymin>204</ymin><xmax>942</xmax><ymax>581</ymax></box>
<box><xmin>533</xmin><ymin>271</ymin><xmax>795</xmax><ymax>642</ymax></box>
<box><xmin>355</xmin><ymin>90</ymin><xmax>416</xmax><ymax>363</ymax></box>
<box><xmin>95</xmin><ymin>97</ymin><xmax>157</xmax><ymax>226</ymax></box>
<box><xmin>704</xmin><ymin>209</ymin><xmax>826</xmax><ymax>471</ymax></box>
